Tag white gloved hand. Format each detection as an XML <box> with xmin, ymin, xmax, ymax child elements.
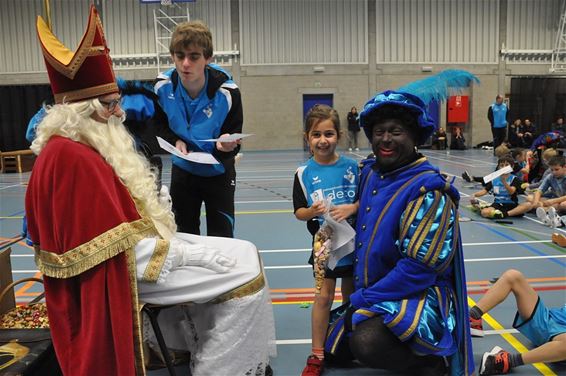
<box><xmin>170</xmin><ymin>238</ymin><xmax>236</xmax><ymax>273</ymax></box>
<box><xmin>158</xmin><ymin>185</ymin><xmax>172</xmax><ymax>206</ymax></box>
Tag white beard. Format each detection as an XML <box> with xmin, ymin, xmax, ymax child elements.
<box><xmin>32</xmin><ymin>101</ymin><xmax>177</xmax><ymax>239</ymax></box>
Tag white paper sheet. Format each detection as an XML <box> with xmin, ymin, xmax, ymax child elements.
<box><xmin>156</xmin><ymin>137</ymin><xmax>219</xmax><ymax>165</ymax></box>
<box><xmin>199</xmin><ymin>133</ymin><xmax>254</xmax><ymax>142</ymax></box>
<box><xmin>317</xmin><ymin>198</ymin><xmax>356</xmax><ymax>270</ymax></box>
<box><xmin>483</xmin><ymin>165</ymin><xmax>513</xmax><ymax>184</ymax></box>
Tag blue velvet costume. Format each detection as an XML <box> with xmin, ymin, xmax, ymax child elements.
<box><xmin>325</xmin><ymin>90</ymin><xmax>474</xmax><ymax>376</ymax></box>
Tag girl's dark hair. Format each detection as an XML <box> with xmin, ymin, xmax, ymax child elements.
<box><xmin>498</xmin><ymin>155</ymin><xmax>515</xmax><ymax>167</ymax></box>
<box><xmin>305</xmin><ymin>104</ymin><xmax>340</xmax><ymax>138</ymax></box>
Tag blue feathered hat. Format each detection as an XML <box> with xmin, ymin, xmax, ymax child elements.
<box><xmin>359</xmin><ymin>90</ymin><xmax>434</xmax><ymax>145</ymax></box>
<box><xmin>360</xmin><ymin>69</ymin><xmax>480</xmax><ymax>145</ymax></box>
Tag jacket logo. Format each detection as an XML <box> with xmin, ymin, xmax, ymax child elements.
<box><xmin>312</xmin><ymin>176</ymin><xmax>321</xmax><ymax>184</ymax></box>
<box><xmin>203</xmin><ymin>105</ymin><xmax>213</xmax><ymax>118</ymax></box>
<box><xmin>168</xmin><ymin>93</ymin><xmax>175</xmax><ymax>100</ymax></box>
<box><xmin>344</xmin><ymin>166</ymin><xmax>355</xmax><ymax>184</ymax></box>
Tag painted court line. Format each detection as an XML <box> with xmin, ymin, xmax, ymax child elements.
<box><xmin>258</xmin><ymin>240</ymin><xmax>551</xmax><ymax>252</ymax></box>
<box><xmin>0</xmin><ymin>184</ymin><xmax>25</xmax><ymax>191</ymax></box>
<box><xmin>235</xmin><ymin>199</ymin><xmax>291</xmax><ymax>204</ymax></box>
<box><xmin>468</xmin><ymin>296</ymin><xmax>555</xmax><ymax>376</ymax></box>
<box><xmin>275</xmin><ymin>329</ymin><xmax>521</xmax><ymax>345</ymax></box>
<box><xmin>262</xmin><ymin>255</ymin><xmax>566</xmax><ymax>270</ymax></box>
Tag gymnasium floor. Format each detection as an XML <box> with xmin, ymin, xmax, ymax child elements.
<box><xmin>1</xmin><ymin>148</ymin><xmax>565</xmax><ymax>376</ymax></box>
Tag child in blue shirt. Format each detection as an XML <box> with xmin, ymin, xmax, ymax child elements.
<box><xmin>293</xmin><ymin>104</ymin><xmax>359</xmax><ymax>376</ymax></box>
<box><xmin>470</xmin><ymin>155</ymin><xmax>531</xmax><ymax>219</ymax></box>
<box><xmin>533</xmin><ymin>155</ymin><xmax>566</xmax><ymax>227</ymax></box>
<box><xmin>470</xmin><ymin>269</ymin><xmax>566</xmax><ymax>375</ymax></box>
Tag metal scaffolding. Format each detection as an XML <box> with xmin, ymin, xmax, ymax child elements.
<box><xmin>153</xmin><ymin>3</ymin><xmax>190</xmax><ymax>73</ymax></box>
<box><xmin>551</xmin><ymin>0</ymin><xmax>566</xmax><ymax>72</ymax></box>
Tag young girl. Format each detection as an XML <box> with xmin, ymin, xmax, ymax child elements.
<box><xmin>293</xmin><ymin>104</ymin><xmax>359</xmax><ymax>376</ymax></box>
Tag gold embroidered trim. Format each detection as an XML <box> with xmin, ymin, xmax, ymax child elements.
<box><xmin>357</xmin><ymin>309</ymin><xmax>376</xmax><ymax>317</ymax></box>
<box><xmin>39</xmin><ymin>9</ymin><xmax>102</xmax><ymax>79</ymax></box>
<box><xmin>351</xmin><ymin>309</ymin><xmax>376</xmax><ymax>331</ymax></box>
<box><xmin>408</xmin><ymin>191</ymin><xmax>442</xmax><ymax>259</ymax></box>
<box><xmin>210</xmin><ymin>252</ymin><xmax>267</xmax><ymax>303</ymax></box>
<box><xmin>125</xmin><ymin>248</ymin><xmax>146</xmax><ymax>376</ymax></box>
<box><xmin>211</xmin><ymin>271</ymin><xmax>265</xmax><ymax>304</ymax></box>
<box><xmin>399</xmin><ymin>195</ymin><xmax>426</xmax><ymax>253</ymax></box>
<box><xmin>364</xmin><ymin>171</ymin><xmax>435</xmax><ymax>286</ymax></box>
<box><xmin>54</xmin><ymin>82</ymin><xmax>119</xmax><ymax>104</ymax></box>
<box><xmin>387</xmin><ymin>299</ymin><xmax>408</xmax><ymax>328</ymax></box>
<box><xmin>142</xmin><ymin>239</ymin><xmax>170</xmax><ymax>283</ymax></box>
<box><xmin>330</xmin><ymin>326</ymin><xmax>345</xmax><ymax>354</ymax></box>
<box><xmin>36</xmin><ymin>218</ymin><xmax>158</xmax><ymax>278</ymax></box>
<box><xmin>425</xmin><ymin>198</ymin><xmax>453</xmax><ymax>266</ymax></box>
<box><xmin>398</xmin><ymin>292</ymin><xmax>427</xmax><ymax>340</ymax></box>
<box><xmin>89</xmin><ymin>46</ymin><xmax>107</xmax><ymax>56</ymax></box>
<box><xmin>424</xmin><ymin>198</ymin><xmax>450</xmax><ymax>264</ymax></box>
<box><xmin>436</xmin><ymin>201</ymin><xmax>459</xmax><ymax>274</ymax></box>
<box><xmin>399</xmin><ymin>196</ymin><xmax>421</xmax><ymax>241</ymax></box>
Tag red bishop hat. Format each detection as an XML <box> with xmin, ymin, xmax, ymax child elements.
<box><xmin>37</xmin><ymin>5</ymin><xmax>119</xmax><ymax>103</ymax></box>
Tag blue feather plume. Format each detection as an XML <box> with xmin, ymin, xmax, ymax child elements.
<box><xmin>397</xmin><ymin>69</ymin><xmax>480</xmax><ymax>105</ymax></box>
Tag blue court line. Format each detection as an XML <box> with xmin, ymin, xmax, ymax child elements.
<box><xmin>475</xmin><ymin>222</ymin><xmax>566</xmax><ymax>268</ymax></box>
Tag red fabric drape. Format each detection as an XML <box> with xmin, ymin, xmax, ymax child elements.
<box><xmin>26</xmin><ymin>136</ymin><xmax>143</xmax><ymax>375</ymax></box>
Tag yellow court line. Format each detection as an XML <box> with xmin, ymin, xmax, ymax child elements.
<box><xmin>0</xmin><ymin>216</ymin><xmax>24</xmax><ymax>219</ymax></box>
<box><xmin>468</xmin><ymin>296</ymin><xmax>556</xmax><ymax>376</ymax></box>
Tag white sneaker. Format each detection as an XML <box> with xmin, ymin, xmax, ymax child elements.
<box><xmin>536</xmin><ymin>207</ymin><xmax>551</xmax><ymax>226</ymax></box>
<box><xmin>348</xmin><ymin>148</ymin><xmax>353</xmax><ymax>152</ymax></box>
<box><xmin>355</xmin><ymin>147</ymin><xmax>360</xmax><ymax>151</ymax></box>
<box><xmin>548</xmin><ymin>207</ymin><xmax>562</xmax><ymax>228</ymax></box>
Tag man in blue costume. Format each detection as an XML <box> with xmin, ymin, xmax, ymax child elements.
<box><xmin>325</xmin><ymin>90</ymin><xmax>474</xmax><ymax>376</ymax></box>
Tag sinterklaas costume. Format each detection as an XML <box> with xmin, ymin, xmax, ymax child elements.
<box><xmin>26</xmin><ymin>6</ymin><xmax>275</xmax><ymax>375</ymax></box>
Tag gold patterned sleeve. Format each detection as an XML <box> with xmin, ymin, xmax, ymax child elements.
<box><xmin>135</xmin><ymin>238</ymin><xmax>176</xmax><ymax>283</ymax></box>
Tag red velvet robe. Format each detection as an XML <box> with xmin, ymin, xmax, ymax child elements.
<box><xmin>25</xmin><ymin>136</ymin><xmax>157</xmax><ymax>375</ymax></box>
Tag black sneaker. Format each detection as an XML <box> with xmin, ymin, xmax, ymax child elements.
<box><xmin>480</xmin><ymin>346</ymin><xmax>511</xmax><ymax>375</ymax></box>
<box><xmin>462</xmin><ymin>171</ymin><xmax>472</xmax><ymax>182</ymax></box>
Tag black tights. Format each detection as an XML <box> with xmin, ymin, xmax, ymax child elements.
<box><xmin>330</xmin><ymin>316</ymin><xmax>444</xmax><ymax>374</ymax></box>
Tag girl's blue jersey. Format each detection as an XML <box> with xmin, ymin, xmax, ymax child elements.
<box><xmin>296</xmin><ymin>155</ymin><xmax>359</xmax><ymax>224</ymax></box>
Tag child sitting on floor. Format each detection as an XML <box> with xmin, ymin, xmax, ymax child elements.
<box><xmin>533</xmin><ymin>155</ymin><xmax>566</xmax><ymax>227</ymax></box>
<box><xmin>469</xmin><ymin>269</ymin><xmax>566</xmax><ymax>375</ymax></box>
<box><xmin>470</xmin><ymin>155</ymin><xmax>532</xmax><ymax>219</ymax></box>
<box><xmin>462</xmin><ymin>144</ymin><xmax>510</xmax><ymax>184</ymax></box>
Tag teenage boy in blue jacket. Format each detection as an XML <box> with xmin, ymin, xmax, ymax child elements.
<box><xmin>123</xmin><ymin>21</ymin><xmax>243</xmax><ymax>238</ymax></box>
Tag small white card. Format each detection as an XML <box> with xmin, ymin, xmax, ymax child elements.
<box><xmin>199</xmin><ymin>133</ymin><xmax>254</xmax><ymax>142</ymax></box>
<box><xmin>310</xmin><ymin>189</ymin><xmax>324</xmax><ymax>203</ymax></box>
<box><xmin>156</xmin><ymin>137</ymin><xmax>219</xmax><ymax>165</ymax></box>
<box><xmin>483</xmin><ymin>165</ymin><xmax>513</xmax><ymax>184</ymax></box>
